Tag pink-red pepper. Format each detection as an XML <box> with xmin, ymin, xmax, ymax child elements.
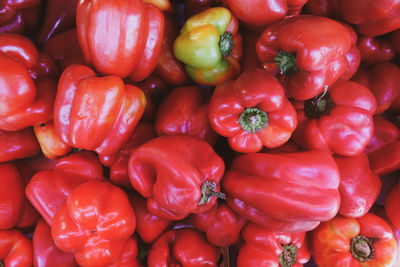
<box><xmin>128</xmin><ymin>135</ymin><xmax>225</xmax><ymax>220</ymax></box>
<box><xmin>365</xmin><ymin>116</ymin><xmax>400</xmax><ymax>154</ymax></box>
<box><xmin>0</xmin><ymin>229</ymin><xmax>33</xmax><ymax>266</ymax></box>
<box><xmin>0</xmin><ymin>128</ymin><xmax>39</xmax><ymax>162</ymax></box>
<box><xmin>386</xmin><ymin>182</ymin><xmax>400</xmax><ymax>230</ymax></box>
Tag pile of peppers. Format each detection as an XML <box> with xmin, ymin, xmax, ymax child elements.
<box><xmin>1</xmin><ymin>0</ymin><xmax>400</xmax><ymax>266</ymax></box>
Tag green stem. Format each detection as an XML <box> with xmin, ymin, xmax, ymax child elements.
<box><xmin>304</xmin><ymin>86</ymin><xmax>335</xmax><ymax>119</ymax></box>
<box><xmin>239</xmin><ymin>107</ymin><xmax>269</xmax><ymax>134</ymax></box>
<box><xmin>199</xmin><ymin>180</ymin><xmax>225</xmax><ymax>205</ymax></box>
<box><xmin>279</xmin><ymin>244</ymin><xmax>297</xmax><ymax>267</ymax></box>
<box><xmin>275</xmin><ymin>50</ymin><xmax>298</xmax><ymax>75</ymax></box>
<box><xmin>350</xmin><ymin>235</ymin><xmax>375</xmax><ymax>262</ymax></box>
<box><xmin>219</xmin><ymin>32</ymin><xmax>233</xmax><ymax>57</ymax></box>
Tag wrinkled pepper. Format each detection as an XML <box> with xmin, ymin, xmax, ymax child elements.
<box><xmin>256</xmin><ymin>15</ymin><xmax>352</xmax><ymax>100</ymax></box>
<box><xmin>77</xmin><ymin>0</ymin><xmax>164</xmax><ymax>81</ymax></box>
<box><xmin>222</xmin><ymin>151</ymin><xmax>341</xmax><ymax>232</ymax></box>
<box><xmin>156</xmin><ymin>86</ymin><xmax>219</xmax><ymax>146</ymax></box>
<box><xmin>237</xmin><ymin>222</ymin><xmax>311</xmax><ymax>267</ymax></box>
<box><xmin>292</xmin><ymin>80</ymin><xmax>376</xmax><ymax>156</ymax></box>
<box><xmin>0</xmin><ymin>229</ymin><xmax>32</xmax><ymax>266</ymax></box>
<box><xmin>312</xmin><ymin>213</ymin><xmax>398</xmax><ymax>266</ymax></box>
<box><xmin>53</xmin><ymin>64</ymin><xmax>146</xmax><ymax>155</ymax></box>
<box><xmin>209</xmin><ymin>69</ymin><xmax>297</xmax><ymax>153</ymax></box>
<box><xmin>173</xmin><ymin>7</ymin><xmax>242</xmax><ymax>86</ymax></box>
<box><xmin>128</xmin><ymin>135</ymin><xmax>225</xmax><ymax>220</ymax></box>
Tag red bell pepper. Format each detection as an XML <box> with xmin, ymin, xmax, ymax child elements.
<box><xmin>333</xmin><ymin>153</ymin><xmax>381</xmax><ymax>218</ymax></box>
<box><xmin>0</xmin><ymin>34</ymin><xmax>57</xmax><ymax>131</ymax></box>
<box><xmin>183</xmin><ymin>0</ymin><xmax>222</xmax><ymax>18</ymax></box>
<box><xmin>223</xmin><ymin>0</ymin><xmax>308</xmax><ymax>27</ymax></box>
<box><xmin>53</xmin><ymin>64</ymin><xmax>146</xmax><ymax>155</ymax></box>
<box><xmin>26</xmin><ymin>151</ymin><xmax>104</xmax><ymax>226</ymax></box>
<box><xmin>209</xmin><ymin>69</ymin><xmax>297</xmax><ymax>153</ymax></box>
<box><xmin>0</xmin><ymin>0</ymin><xmax>40</xmax><ymax>35</ymax></box>
<box><xmin>98</xmin><ymin>122</ymin><xmax>156</xmax><ymax>189</ymax></box>
<box><xmin>34</xmin><ymin>120</ymin><xmax>72</xmax><ymax>160</ymax></box>
<box><xmin>156</xmin><ymin>86</ymin><xmax>219</xmax><ymax>146</ymax></box>
<box><xmin>128</xmin><ymin>135</ymin><xmax>225</xmax><ymax>220</ymax></box>
<box><xmin>312</xmin><ymin>213</ymin><xmax>398</xmax><ymax>266</ymax></box>
<box><xmin>357</xmin><ymin>36</ymin><xmax>396</xmax><ymax>66</ymax></box>
<box><xmin>340</xmin><ymin>22</ymin><xmax>361</xmax><ymax>81</ymax></box>
<box><xmin>368</xmin><ymin>141</ymin><xmax>400</xmax><ymax>176</ymax></box>
<box><xmin>36</xmin><ymin>0</ymin><xmax>78</xmax><ymax>44</ymax></box>
<box><xmin>256</xmin><ymin>15</ymin><xmax>352</xmax><ymax>100</ymax></box>
<box><xmin>154</xmin><ymin>15</ymin><xmax>190</xmax><ymax>86</ymax></box>
<box><xmin>190</xmin><ymin>201</ymin><xmax>247</xmax><ymax>247</ymax></box>
<box><xmin>33</xmin><ymin>218</ymin><xmax>78</xmax><ymax>267</ymax></box>
<box><xmin>147</xmin><ymin>228</ymin><xmax>219</xmax><ymax>267</ymax></box>
<box><xmin>365</xmin><ymin>116</ymin><xmax>400</xmax><ymax>154</ymax></box>
<box><xmin>352</xmin><ymin>62</ymin><xmax>400</xmax><ymax>114</ymax></box>
<box><xmin>222</xmin><ymin>150</ymin><xmax>341</xmax><ymax>232</ymax></box>
<box><xmin>0</xmin><ymin>163</ymin><xmax>24</xmax><ymax>230</ymax></box>
<box><xmin>304</xmin><ymin>0</ymin><xmax>341</xmax><ymax>18</ymax></box>
<box><xmin>341</xmin><ymin>0</ymin><xmax>400</xmax><ymax>37</ymax></box>
<box><xmin>386</xmin><ymin>182</ymin><xmax>400</xmax><ymax>230</ymax></box>
<box><xmin>393</xmin><ymin>29</ymin><xmax>400</xmax><ymax>54</ymax></box>
<box><xmin>129</xmin><ymin>193</ymin><xmax>172</xmax><ymax>244</ymax></box>
<box><xmin>43</xmin><ymin>29</ymin><xmax>85</xmax><ymax>71</ymax></box>
<box><xmin>0</xmin><ymin>128</ymin><xmax>39</xmax><ymax>162</ymax></box>
<box><xmin>51</xmin><ymin>180</ymin><xmax>136</xmax><ymax>267</ymax></box>
<box><xmin>292</xmin><ymin>80</ymin><xmax>376</xmax><ymax>156</ymax></box>
<box><xmin>237</xmin><ymin>222</ymin><xmax>311</xmax><ymax>267</ymax></box>
<box><xmin>0</xmin><ymin>229</ymin><xmax>33</xmax><ymax>266</ymax></box>
<box><xmin>240</xmin><ymin>29</ymin><xmax>263</xmax><ymax>72</ymax></box>
<box><xmin>109</xmin><ymin>238</ymin><xmax>142</xmax><ymax>267</ymax></box>
<box><xmin>76</xmin><ymin>0</ymin><xmax>164</xmax><ymax>81</ymax></box>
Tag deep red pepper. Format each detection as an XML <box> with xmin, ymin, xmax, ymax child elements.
<box><xmin>156</xmin><ymin>86</ymin><xmax>219</xmax><ymax>146</ymax></box>
<box><xmin>190</xmin><ymin>201</ymin><xmax>247</xmax><ymax>247</ymax></box>
<box><xmin>292</xmin><ymin>80</ymin><xmax>376</xmax><ymax>156</ymax></box>
<box><xmin>333</xmin><ymin>153</ymin><xmax>381</xmax><ymax>218</ymax></box>
<box><xmin>128</xmin><ymin>135</ymin><xmax>225</xmax><ymax>220</ymax></box>
<box><xmin>147</xmin><ymin>228</ymin><xmax>219</xmax><ymax>267</ymax></box>
<box><xmin>209</xmin><ymin>69</ymin><xmax>297</xmax><ymax>153</ymax></box>
<box><xmin>256</xmin><ymin>15</ymin><xmax>352</xmax><ymax>100</ymax></box>
<box><xmin>304</xmin><ymin>0</ymin><xmax>341</xmax><ymax>18</ymax></box>
<box><xmin>26</xmin><ymin>151</ymin><xmax>104</xmax><ymax>226</ymax></box>
<box><xmin>393</xmin><ymin>29</ymin><xmax>400</xmax><ymax>54</ymax></box>
<box><xmin>33</xmin><ymin>218</ymin><xmax>78</xmax><ymax>267</ymax></box>
<box><xmin>365</xmin><ymin>116</ymin><xmax>400</xmax><ymax>154</ymax></box>
<box><xmin>386</xmin><ymin>182</ymin><xmax>400</xmax><ymax>230</ymax></box>
<box><xmin>183</xmin><ymin>0</ymin><xmax>222</xmax><ymax>18</ymax></box>
<box><xmin>340</xmin><ymin>22</ymin><xmax>361</xmax><ymax>80</ymax></box>
<box><xmin>240</xmin><ymin>29</ymin><xmax>263</xmax><ymax>72</ymax></box>
<box><xmin>0</xmin><ymin>0</ymin><xmax>41</xmax><ymax>35</ymax></box>
<box><xmin>237</xmin><ymin>222</ymin><xmax>311</xmax><ymax>267</ymax></box>
<box><xmin>222</xmin><ymin>151</ymin><xmax>340</xmax><ymax>232</ymax></box>
<box><xmin>0</xmin><ymin>128</ymin><xmax>39</xmax><ymax>162</ymax></box>
<box><xmin>0</xmin><ymin>229</ymin><xmax>33</xmax><ymax>266</ymax></box>
<box><xmin>368</xmin><ymin>140</ymin><xmax>400</xmax><ymax>176</ymax></box>
<box><xmin>357</xmin><ymin>36</ymin><xmax>396</xmax><ymax>66</ymax></box>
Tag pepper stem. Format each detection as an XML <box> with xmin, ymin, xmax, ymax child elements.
<box><xmin>279</xmin><ymin>244</ymin><xmax>297</xmax><ymax>267</ymax></box>
<box><xmin>275</xmin><ymin>50</ymin><xmax>298</xmax><ymax>75</ymax></box>
<box><xmin>304</xmin><ymin>86</ymin><xmax>335</xmax><ymax>119</ymax></box>
<box><xmin>350</xmin><ymin>235</ymin><xmax>375</xmax><ymax>262</ymax></box>
<box><xmin>0</xmin><ymin>262</ymin><xmax>4</xmax><ymax>267</ymax></box>
<box><xmin>219</xmin><ymin>32</ymin><xmax>233</xmax><ymax>57</ymax></box>
<box><xmin>239</xmin><ymin>107</ymin><xmax>269</xmax><ymax>133</ymax></box>
<box><xmin>199</xmin><ymin>180</ymin><xmax>225</xmax><ymax>205</ymax></box>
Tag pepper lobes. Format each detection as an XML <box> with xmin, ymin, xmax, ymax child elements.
<box><xmin>173</xmin><ymin>7</ymin><xmax>242</xmax><ymax>86</ymax></box>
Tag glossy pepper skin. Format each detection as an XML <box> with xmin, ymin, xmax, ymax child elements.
<box><xmin>333</xmin><ymin>153</ymin><xmax>381</xmax><ymax>218</ymax></box>
<box><xmin>173</xmin><ymin>7</ymin><xmax>242</xmax><ymax>86</ymax></box>
<box><xmin>129</xmin><ymin>193</ymin><xmax>172</xmax><ymax>244</ymax></box>
<box><xmin>256</xmin><ymin>15</ymin><xmax>352</xmax><ymax>100</ymax></box>
<box><xmin>147</xmin><ymin>228</ymin><xmax>219</xmax><ymax>267</ymax></box>
<box><xmin>54</xmin><ymin>64</ymin><xmax>146</xmax><ymax>155</ymax></box>
<box><xmin>222</xmin><ymin>151</ymin><xmax>341</xmax><ymax>232</ymax></box>
<box><xmin>341</xmin><ymin>0</ymin><xmax>400</xmax><ymax>37</ymax></box>
<box><xmin>0</xmin><ymin>163</ymin><xmax>24</xmax><ymax>230</ymax></box>
<box><xmin>156</xmin><ymin>86</ymin><xmax>219</xmax><ymax>146</ymax></box>
<box><xmin>237</xmin><ymin>222</ymin><xmax>311</xmax><ymax>267</ymax></box>
<box><xmin>0</xmin><ymin>229</ymin><xmax>33</xmax><ymax>267</ymax></box>
<box><xmin>365</xmin><ymin>116</ymin><xmax>400</xmax><ymax>154</ymax></box>
<box><xmin>357</xmin><ymin>36</ymin><xmax>395</xmax><ymax>66</ymax></box>
<box><xmin>292</xmin><ymin>80</ymin><xmax>376</xmax><ymax>156</ymax></box>
<box><xmin>210</xmin><ymin>69</ymin><xmax>297</xmax><ymax>153</ymax></box>
<box><xmin>351</xmin><ymin>63</ymin><xmax>400</xmax><ymax>114</ymax></box>
<box><xmin>98</xmin><ymin>122</ymin><xmax>156</xmax><ymax>189</ymax></box>
<box><xmin>0</xmin><ymin>128</ymin><xmax>39</xmax><ymax>162</ymax></box>
<box><xmin>34</xmin><ymin>120</ymin><xmax>72</xmax><ymax>160</ymax></box>
<box><xmin>33</xmin><ymin>218</ymin><xmax>78</xmax><ymax>267</ymax></box>
<box><xmin>128</xmin><ymin>135</ymin><xmax>225</xmax><ymax>220</ymax></box>
<box><xmin>223</xmin><ymin>0</ymin><xmax>308</xmax><ymax>27</ymax></box>
<box><xmin>51</xmin><ymin>180</ymin><xmax>136</xmax><ymax>267</ymax></box>
<box><xmin>385</xmin><ymin>183</ymin><xmax>400</xmax><ymax>230</ymax></box>
<box><xmin>190</xmin><ymin>202</ymin><xmax>247</xmax><ymax>247</ymax></box>
<box><xmin>368</xmin><ymin>141</ymin><xmax>400</xmax><ymax>176</ymax></box>
<box><xmin>312</xmin><ymin>213</ymin><xmax>398</xmax><ymax>267</ymax></box>
<box><xmin>77</xmin><ymin>0</ymin><xmax>164</xmax><ymax>81</ymax></box>
<box><xmin>0</xmin><ymin>0</ymin><xmax>40</xmax><ymax>34</ymax></box>
<box><xmin>304</xmin><ymin>0</ymin><xmax>341</xmax><ymax>18</ymax></box>
<box><xmin>0</xmin><ymin>33</ymin><xmax>57</xmax><ymax>131</ymax></box>
<box><xmin>26</xmin><ymin>151</ymin><xmax>104</xmax><ymax>226</ymax></box>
